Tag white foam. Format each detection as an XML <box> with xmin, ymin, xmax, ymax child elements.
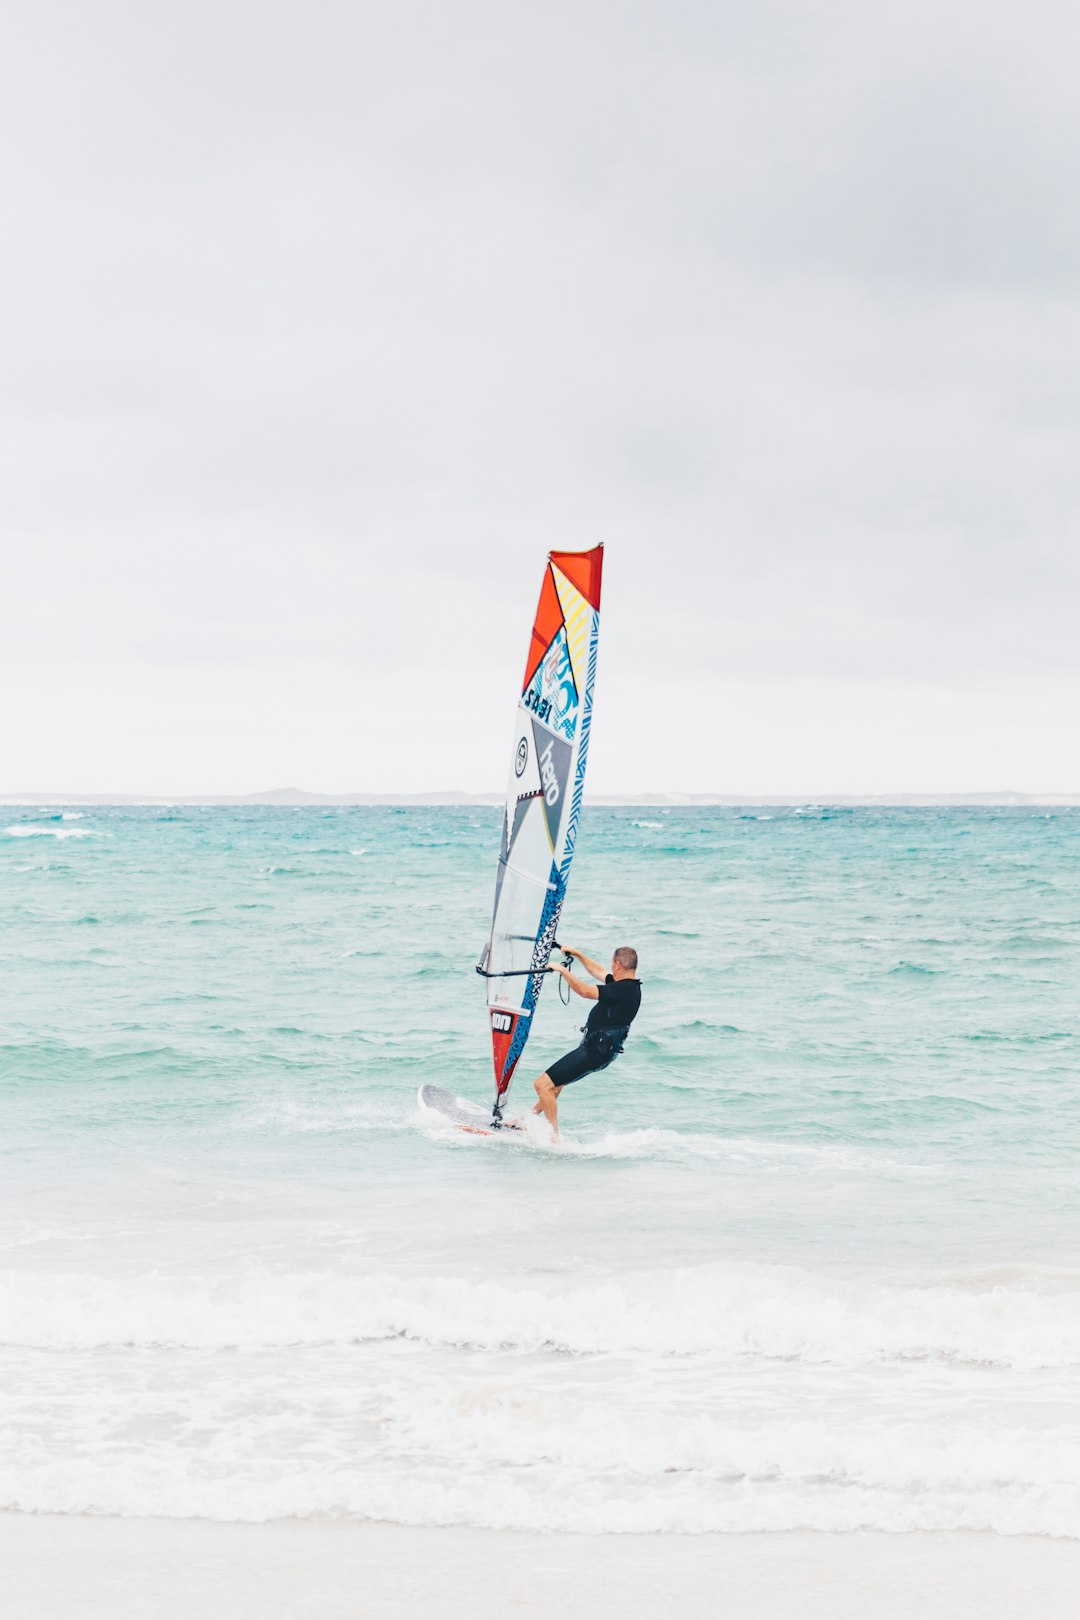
<box><xmin>235</xmin><ymin>1098</ymin><xmax>410</xmax><ymax>1135</ymax></box>
<box><xmin>556</xmin><ymin>1125</ymin><xmax>940</xmax><ymax>1176</ymax></box>
<box><xmin>1</xmin><ymin>1262</ymin><xmax>1078</xmax><ymax>1534</ymax></box>
<box><xmin>2</xmin><ymin>1261</ymin><xmax>1078</xmax><ymax>1368</ymax></box>
<box><xmin>0</xmin><ymin>1346</ymin><xmax>1076</xmax><ymax>1535</ymax></box>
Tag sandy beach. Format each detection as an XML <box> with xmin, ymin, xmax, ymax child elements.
<box><xmin>1</xmin><ymin>1518</ymin><xmax>1078</xmax><ymax>1620</ymax></box>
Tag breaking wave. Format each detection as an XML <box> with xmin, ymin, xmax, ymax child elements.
<box><xmin>2</xmin><ymin>1261</ymin><xmax>1078</xmax><ymax>1367</ymax></box>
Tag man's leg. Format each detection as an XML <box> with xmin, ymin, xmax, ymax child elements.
<box><xmin>533</xmin><ymin>1073</ymin><xmax>562</xmax><ymax>1139</ymax></box>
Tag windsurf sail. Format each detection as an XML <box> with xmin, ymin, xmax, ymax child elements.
<box><xmin>477</xmin><ymin>545</ymin><xmax>603</xmax><ymax>1119</ymax></box>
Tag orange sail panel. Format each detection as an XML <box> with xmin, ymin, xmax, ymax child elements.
<box><xmin>522</xmin><ymin>565</ymin><xmax>565</xmax><ymax>691</ymax></box>
<box><xmin>479</xmin><ymin>545</ymin><xmax>604</xmax><ymax>1099</ymax></box>
<box><xmin>549</xmin><ymin>545</ymin><xmax>603</xmax><ymax>612</ymax></box>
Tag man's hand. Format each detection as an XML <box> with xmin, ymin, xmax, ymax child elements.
<box><xmin>560</xmin><ymin>946</ymin><xmax>606</xmax><ymax>981</ymax></box>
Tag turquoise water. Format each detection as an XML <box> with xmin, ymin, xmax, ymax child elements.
<box><xmin>1</xmin><ymin>806</ymin><xmax>1078</xmax><ymax>1533</ymax></box>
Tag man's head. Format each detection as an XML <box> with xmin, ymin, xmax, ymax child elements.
<box><xmin>611</xmin><ymin>946</ymin><xmax>638</xmax><ymax>980</ymax></box>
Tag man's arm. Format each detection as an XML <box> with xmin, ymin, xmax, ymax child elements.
<box><xmin>550</xmin><ymin>964</ymin><xmax>599</xmax><ymax>1000</ymax></box>
<box><xmin>559</xmin><ymin>946</ymin><xmax>606</xmax><ymax>981</ymax></box>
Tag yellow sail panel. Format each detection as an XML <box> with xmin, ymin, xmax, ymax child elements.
<box><xmin>551</xmin><ymin>563</ymin><xmax>590</xmax><ymax>699</ymax></box>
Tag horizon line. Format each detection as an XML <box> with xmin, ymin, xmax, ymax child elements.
<box><xmin>4</xmin><ymin>788</ymin><xmax>1080</xmax><ymax>808</ymax></box>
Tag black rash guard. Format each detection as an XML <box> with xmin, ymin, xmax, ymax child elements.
<box><xmin>585</xmin><ymin>974</ymin><xmax>642</xmax><ymax>1035</ymax></box>
<box><xmin>545</xmin><ymin>975</ymin><xmax>642</xmax><ymax>1089</ymax></box>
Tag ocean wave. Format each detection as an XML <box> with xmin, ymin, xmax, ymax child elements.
<box><xmin>2</xmin><ymin>1261</ymin><xmax>1078</xmax><ymax>1368</ymax></box>
<box><xmin>4</xmin><ymin>825</ymin><xmax>94</xmax><ymax>839</ymax></box>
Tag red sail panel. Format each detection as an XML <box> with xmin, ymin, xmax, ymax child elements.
<box><xmin>550</xmin><ymin>544</ymin><xmax>603</xmax><ymax>611</ymax></box>
<box><xmin>491</xmin><ymin>1013</ymin><xmax>518</xmax><ymax>1087</ymax></box>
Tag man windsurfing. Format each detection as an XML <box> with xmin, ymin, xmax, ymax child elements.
<box><xmin>516</xmin><ymin>945</ymin><xmax>641</xmax><ymax>1140</ymax></box>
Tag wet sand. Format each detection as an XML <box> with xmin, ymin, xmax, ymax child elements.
<box><xmin>2</xmin><ymin>1517</ymin><xmax>1078</xmax><ymax>1619</ymax></box>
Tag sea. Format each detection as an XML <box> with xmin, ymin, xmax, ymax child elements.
<box><xmin>1</xmin><ymin>804</ymin><xmax>1077</xmax><ymax>1537</ymax></box>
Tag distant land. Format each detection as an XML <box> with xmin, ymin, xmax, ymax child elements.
<box><xmin>3</xmin><ymin>789</ymin><xmax>1080</xmax><ymax>808</ymax></box>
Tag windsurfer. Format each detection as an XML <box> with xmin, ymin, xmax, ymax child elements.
<box><xmin>517</xmin><ymin>945</ymin><xmax>641</xmax><ymax>1140</ymax></box>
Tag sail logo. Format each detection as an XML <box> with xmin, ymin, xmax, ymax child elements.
<box><xmin>538</xmin><ymin>739</ymin><xmax>560</xmax><ymax>806</ymax></box>
<box><xmin>523</xmin><ymin>688</ymin><xmax>553</xmax><ymax>724</ymax></box>
<box><xmin>543</xmin><ymin>634</ymin><xmax>578</xmax><ymax>740</ymax></box>
<box><xmin>527</xmin><ymin>631</ymin><xmax>579</xmax><ymax>744</ymax></box>
<box><xmin>491</xmin><ymin>1012</ymin><xmax>513</xmax><ymax>1033</ymax></box>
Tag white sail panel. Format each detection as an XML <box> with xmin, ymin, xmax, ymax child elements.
<box><xmin>479</xmin><ymin>547</ymin><xmax>603</xmax><ymax>1101</ymax></box>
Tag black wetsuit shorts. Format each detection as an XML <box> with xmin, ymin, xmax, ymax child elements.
<box><xmin>547</xmin><ymin>1028</ymin><xmax>630</xmax><ymax>1088</ymax></box>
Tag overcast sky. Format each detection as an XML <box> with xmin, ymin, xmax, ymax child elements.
<box><xmin>3</xmin><ymin>0</ymin><xmax>1079</xmax><ymax>795</ymax></box>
